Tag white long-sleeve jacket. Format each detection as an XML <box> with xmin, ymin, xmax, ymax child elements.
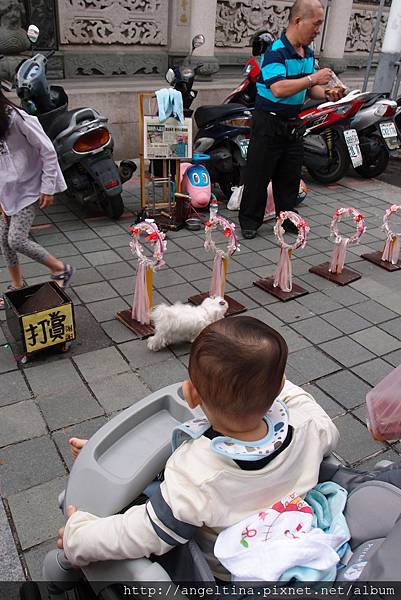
<box><xmin>63</xmin><ymin>380</ymin><xmax>339</xmax><ymax>576</ymax></box>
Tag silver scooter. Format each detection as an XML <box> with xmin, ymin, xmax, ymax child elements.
<box><xmin>351</xmin><ymin>94</ymin><xmax>399</xmax><ymax>178</ymax></box>
<box><xmin>14</xmin><ymin>26</ymin><xmax>135</xmax><ymax>219</ymax></box>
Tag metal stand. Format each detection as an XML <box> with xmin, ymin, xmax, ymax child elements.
<box><xmin>253</xmin><ymin>278</ymin><xmax>308</xmax><ymax>302</ymax></box>
<box><xmin>309</xmin><ymin>262</ymin><xmax>361</xmax><ymax>285</ymax></box>
<box><xmin>361</xmin><ymin>251</ymin><xmax>401</xmax><ymax>271</ymax></box>
<box><xmin>188</xmin><ymin>292</ymin><xmax>246</xmax><ymax>317</ymax></box>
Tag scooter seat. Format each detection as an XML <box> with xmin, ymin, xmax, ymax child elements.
<box><xmin>194</xmin><ymin>103</ymin><xmax>251</xmax><ymax>128</ymax></box>
<box><xmin>44</xmin><ymin>108</ymin><xmax>86</xmax><ymax>141</ymax></box>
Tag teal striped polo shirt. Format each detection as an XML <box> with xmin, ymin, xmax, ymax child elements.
<box><xmin>256</xmin><ymin>32</ymin><xmax>315</xmax><ymax>119</ymax></box>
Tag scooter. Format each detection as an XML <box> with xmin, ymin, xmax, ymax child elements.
<box><xmin>14</xmin><ymin>26</ymin><xmax>136</xmax><ymax>219</ymax></box>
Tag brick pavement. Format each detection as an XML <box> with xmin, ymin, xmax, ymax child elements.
<box><xmin>1</xmin><ymin>174</ymin><xmax>401</xmax><ymax>580</ymax></box>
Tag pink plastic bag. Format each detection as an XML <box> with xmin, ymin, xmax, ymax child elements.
<box><xmin>366</xmin><ymin>363</ymin><xmax>401</xmax><ymax>441</ymax></box>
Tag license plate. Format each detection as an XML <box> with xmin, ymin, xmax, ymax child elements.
<box><xmin>380</xmin><ymin>122</ymin><xmax>400</xmax><ymax>150</ymax></box>
<box><xmin>344</xmin><ymin>128</ymin><xmax>363</xmax><ymax>168</ymax></box>
<box><xmin>238</xmin><ymin>138</ymin><xmax>249</xmax><ymax>158</ymax></box>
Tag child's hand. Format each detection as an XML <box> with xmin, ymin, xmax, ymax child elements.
<box><xmin>57</xmin><ymin>505</ymin><xmax>78</xmax><ymax>550</ymax></box>
<box><xmin>39</xmin><ymin>194</ymin><xmax>54</xmax><ymax>209</ymax></box>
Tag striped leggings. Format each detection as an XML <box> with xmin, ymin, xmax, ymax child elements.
<box><xmin>0</xmin><ymin>203</ymin><xmax>50</xmax><ymax>268</ymax></box>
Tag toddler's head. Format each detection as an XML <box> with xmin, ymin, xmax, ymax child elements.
<box><xmin>186</xmin><ymin>316</ymin><xmax>288</xmax><ymax>423</ymax></box>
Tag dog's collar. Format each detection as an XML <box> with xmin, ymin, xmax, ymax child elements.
<box><xmin>171</xmin><ymin>399</ymin><xmax>289</xmax><ymax>460</ymax></box>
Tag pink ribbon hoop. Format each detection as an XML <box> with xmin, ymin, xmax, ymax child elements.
<box><xmin>329</xmin><ymin>207</ymin><xmax>366</xmax><ymax>274</ymax></box>
<box><xmin>204</xmin><ymin>215</ymin><xmax>239</xmax><ymax>297</ymax></box>
<box><xmin>128</xmin><ymin>220</ymin><xmax>167</xmax><ymax>324</ymax></box>
<box><xmin>273</xmin><ymin>211</ymin><xmax>309</xmax><ymax>292</ymax></box>
<box><xmin>382</xmin><ymin>204</ymin><xmax>401</xmax><ymax>265</ymax></box>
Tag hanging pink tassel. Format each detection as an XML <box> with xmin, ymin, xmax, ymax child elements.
<box><xmin>273</xmin><ymin>248</ymin><xmax>292</xmax><ymax>292</ymax></box>
<box><xmin>382</xmin><ymin>235</ymin><xmax>401</xmax><ymax>265</ymax></box>
<box><xmin>131</xmin><ymin>261</ymin><xmax>150</xmax><ymax>324</ymax></box>
<box><xmin>210</xmin><ymin>252</ymin><xmax>225</xmax><ymax>297</ymax></box>
<box><xmin>329</xmin><ymin>238</ymin><xmax>349</xmax><ymax>274</ymax></box>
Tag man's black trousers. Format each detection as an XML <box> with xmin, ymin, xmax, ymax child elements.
<box><xmin>239</xmin><ymin>108</ymin><xmax>304</xmax><ymax>232</ymax></box>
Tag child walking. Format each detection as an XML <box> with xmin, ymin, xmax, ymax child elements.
<box><xmin>0</xmin><ymin>89</ymin><xmax>75</xmax><ymax>308</ymax></box>
<box><xmin>59</xmin><ymin>316</ymin><xmax>339</xmax><ymax>577</ymax></box>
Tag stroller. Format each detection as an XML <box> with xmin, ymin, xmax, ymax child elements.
<box><xmin>22</xmin><ymin>383</ymin><xmax>401</xmax><ymax>599</ymax></box>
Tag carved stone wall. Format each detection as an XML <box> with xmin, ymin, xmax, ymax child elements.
<box><xmin>345</xmin><ymin>6</ymin><xmax>389</xmax><ymax>53</ymax></box>
<box><xmin>58</xmin><ymin>0</ymin><xmax>168</xmax><ymax>46</ymax></box>
<box><xmin>216</xmin><ymin>0</ymin><xmax>291</xmax><ymax>48</ymax></box>
<box><xmin>26</xmin><ymin>0</ymin><xmax>58</xmax><ymax>49</ymax></box>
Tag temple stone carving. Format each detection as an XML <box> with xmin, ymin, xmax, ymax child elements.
<box><xmin>0</xmin><ymin>0</ymin><xmax>30</xmax><ymax>79</ymax></box>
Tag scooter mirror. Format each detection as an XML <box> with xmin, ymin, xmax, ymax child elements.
<box><xmin>165</xmin><ymin>68</ymin><xmax>175</xmax><ymax>85</ymax></box>
<box><xmin>27</xmin><ymin>24</ymin><xmax>40</xmax><ymax>44</ymax></box>
<box><xmin>192</xmin><ymin>34</ymin><xmax>205</xmax><ymax>51</ymax></box>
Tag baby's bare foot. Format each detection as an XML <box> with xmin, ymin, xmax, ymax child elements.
<box><xmin>69</xmin><ymin>437</ymin><xmax>88</xmax><ymax>460</ymax></box>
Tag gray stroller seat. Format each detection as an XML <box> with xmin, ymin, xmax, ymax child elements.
<box><xmin>43</xmin><ymin>383</ymin><xmax>401</xmax><ymax>595</ymax></box>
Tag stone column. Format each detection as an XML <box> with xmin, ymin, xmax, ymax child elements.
<box><xmin>320</xmin><ymin>0</ymin><xmax>353</xmax><ymax>72</ymax></box>
<box><xmin>373</xmin><ymin>0</ymin><xmax>401</xmax><ymax>94</ymax></box>
<box><xmin>186</xmin><ymin>0</ymin><xmax>219</xmax><ymax>78</ymax></box>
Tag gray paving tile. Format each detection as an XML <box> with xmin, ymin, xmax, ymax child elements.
<box><xmin>25</xmin><ymin>359</ymin><xmax>82</xmax><ymax>398</ymax></box>
<box><xmin>245</xmin><ymin>307</ymin><xmax>286</xmax><ymax>331</ymax></box>
<box><xmin>101</xmin><ymin>319</ymin><xmax>137</xmax><ymax>343</ymax></box>
<box><xmin>64</xmin><ymin>228</ymin><xmax>98</xmax><ymax>242</ymax></box>
<box><xmin>96</xmin><ymin>261</ymin><xmax>135</xmax><ymax>280</ymax></box>
<box><xmin>105</xmin><ymin>234</ymin><xmax>131</xmax><ymax>249</ymax></box>
<box><xmin>0</xmin><ymin>436</ymin><xmax>65</xmax><ymax>496</ymax></box>
<box><xmin>119</xmin><ymin>339</ymin><xmax>175</xmax><ymax>369</ymax></box>
<box><xmin>38</xmin><ymin>383</ymin><xmax>104</xmax><ymax>430</ymax></box>
<box><xmin>304</xmin><ymin>384</ymin><xmax>346</xmax><ymax>418</ymax></box>
<box><xmin>73</xmin><ymin>347</ymin><xmax>129</xmax><ymax>382</ymax></box>
<box><xmin>332</xmin><ymin>413</ymin><xmax>387</xmax><ymax>465</ymax></box>
<box><xmin>291</xmin><ymin>316</ymin><xmax>342</xmax><ymax>344</ymax></box>
<box><xmin>86</xmin><ymin>297</ymin><xmax>130</xmax><ymax>322</ymax></box>
<box><xmin>287</xmin><ymin>347</ymin><xmax>340</xmax><ymax>384</ymax></box>
<box><xmin>267</xmin><ymin>301</ymin><xmax>314</xmax><ymax>323</ymax></box>
<box><xmin>0</xmin><ymin>371</ymin><xmax>31</xmax><ymax>407</ymax></box>
<box><xmin>320</xmin><ymin>337</ymin><xmax>376</xmax><ymax>367</ymax></box>
<box><xmin>85</xmin><ymin>249</ymin><xmax>122</xmax><ymax>266</ymax></box>
<box><xmin>8</xmin><ymin>477</ymin><xmax>67</xmax><ymax>550</ymax></box>
<box><xmin>227</xmin><ymin>269</ymin><xmax>259</xmax><ymax>289</ymax></box>
<box><xmin>323</xmin><ymin>307</ymin><xmax>371</xmax><ymax>335</ymax></box>
<box><xmin>165</xmin><ymin>251</ymin><xmax>198</xmax><ymax>268</ymax></box>
<box><xmin>0</xmin><ymin>345</ymin><xmax>18</xmax><ymax>373</ymax></box>
<box><xmin>297</xmin><ymin>292</ymin><xmax>342</xmax><ymax>315</ymax></box>
<box><xmin>383</xmin><ymin>349</ymin><xmax>401</xmax><ymax>367</ymax></box>
<box><xmin>159</xmin><ymin>283</ymin><xmax>200</xmax><ymax>304</ymax></box>
<box><xmin>380</xmin><ymin>317</ymin><xmax>401</xmax><ymax>341</ymax></box>
<box><xmin>351</xmin><ymin>358</ymin><xmax>395</xmax><ymax>387</ymax></box>
<box><xmin>0</xmin><ymin>401</ymin><xmax>47</xmax><ymax>447</ymax></box>
<box><xmin>350</xmin><ymin>300</ymin><xmax>398</xmax><ymax>325</ymax></box>
<box><xmin>70</xmin><ymin>267</ymin><xmax>104</xmax><ymax>286</ymax></box>
<box><xmin>0</xmin><ymin>502</ymin><xmax>24</xmax><ymax>580</ymax></box>
<box><xmin>74</xmin><ymin>281</ymin><xmax>118</xmax><ymax>303</ymax></box>
<box><xmin>52</xmin><ymin>416</ymin><xmax>108</xmax><ymax>471</ymax></box>
<box><xmin>74</xmin><ymin>238</ymin><xmax>110</xmax><ymax>253</ymax></box>
<box><xmin>24</xmin><ymin>539</ymin><xmax>56</xmax><ymax>581</ymax></box>
<box><xmin>90</xmin><ymin>371</ymin><xmax>150</xmax><ymax>412</ymax></box>
<box><xmin>241</xmin><ymin>286</ymin><xmax>281</xmax><ymax>306</ymax></box>
<box><xmin>225</xmin><ymin>290</ymin><xmax>258</xmax><ymax>310</ymax></box>
<box><xmin>351</xmin><ymin>327</ymin><xmax>401</xmax><ymax>356</ymax></box>
<box><xmin>233</xmin><ymin>252</ymin><xmax>270</xmax><ymax>269</ymax></box>
<box><xmin>89</xmin><ymin>224</ymin><xmax>124</xmax><ymax>237</ymax></box>
<box><xmin>279</xmin><ymin>326</ymin><xmax>312</xmax><ymax>353</ymax></box>
<box><xmin>356</xmin><ymin>449</ymin><xmax>401</xmax><ymax>470</ymax></box>
<box><xmin>178</xmin><ymin>263</ymin><xmax>213</xmax><ymax>282</ymax></box>
<box><xmin>321</xmin><ymin>286</ymin><xmax>368</xmax><ymax>307</ymax></box>
<box><xmin>138</xmin><ymin>358</ymin><xmax>188</xmax><ymax>391</ymax></box>
<box><xmin>316</xmin><ymin>370</ymin><xmax>372</xmax><ymax>410</ymax></box>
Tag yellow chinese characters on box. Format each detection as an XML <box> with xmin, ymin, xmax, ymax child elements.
<box><xmin>22</xmin><ymin>304</ymin><xmax>75</xmax><ymax>353</ymax></box>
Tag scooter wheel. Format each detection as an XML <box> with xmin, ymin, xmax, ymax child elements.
<box><xmin>355</xmin><ymin>144</ymin><xmax>389</xmax><ymax>178</ymax></box>
<box><xmin>99</xmin><ymin>194</ymin><xmax>124</xmax><ymax>220</ymax></box>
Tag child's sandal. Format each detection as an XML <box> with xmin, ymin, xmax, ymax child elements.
<box><xmin>51</xmin><ymin>264</ymin><xmax>76</xmax><ymax>289</ymax></box>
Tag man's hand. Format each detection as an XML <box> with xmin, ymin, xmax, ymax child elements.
<box><xmin>39</xmin><ymin>194</ymin><xmax>54</xmax><ymax>210</ymax></box>
<box><xmin>311</xmin><ymin>68</ymin><xmax>333</xmax><ymax>86</ymax></box>
<box><xmin>57</xmin><ymin>505</ymin><xmax>78</xmax><ymax>550</ymax></box>
<box><xmin>325</xmin><ymin>87</ymin><xmax>347</xmax><ymax>103</ymax></box>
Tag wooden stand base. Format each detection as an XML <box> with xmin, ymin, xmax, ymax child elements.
<box><xmin>116</xmin><ymin>310</ymin><xmax>154</xmax><ymax>339</ymax></box>
<box><xmin>361</xmin><ymin>251</ymin><xmax>401</xmax><ymax>272</ymax></box>
<box><xmin>188</xmin><ymin>293</ymin><xmax>246</xmax><ymax>317</ymax></box>
<box><xmin>309</xmin><ymin>262</ymin><xmax>361</xmax><ymax>286</ymax></box>
<box><xmin>253</xmin><ymin>278</ymin><xmax>308</xmax><ymax>302</ymax></box>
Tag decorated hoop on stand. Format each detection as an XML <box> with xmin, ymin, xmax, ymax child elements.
<box><xmin>254</xmin><ymin>211</ymin><xmax>309</xmax><ymax>301</ymax></box>
<box><xmin>117</xmin><ymin>220</ymin><xmax>167</xmax><ymax>338</ymax></box>
<box><xmin>188</xmin><ymin>213</ymin><xmax>246</xmax><ymax>316</ymax></box>
<box><xmin>362</xmin><ymin>204</ymin><xmax>401</xmax><ymax>271</ymax></box>
<box><xmin>310</xmin><ymin>207</ymin><xmax>366</xmax><ymax>286</ymax></box>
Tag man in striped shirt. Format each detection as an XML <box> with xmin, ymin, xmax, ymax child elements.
<box><xmin>239</xmin><ymin>0</ymin><xmax>344</xmax><ymax>239</ymax></box>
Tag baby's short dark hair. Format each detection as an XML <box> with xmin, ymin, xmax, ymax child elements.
<box><xmin>188</xmin><ymin>316</ymin><xmax>288</xmax><ymax>417</ymax></box>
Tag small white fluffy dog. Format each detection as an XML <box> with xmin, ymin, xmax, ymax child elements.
<box><xmin>147</xmin><ymin>296</ymin><xmax>228</xmax><ymax>351</ymax></box>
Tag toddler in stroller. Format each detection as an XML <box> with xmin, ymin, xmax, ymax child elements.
<box><xmin>40</xmin><ymin>317</ymin><xmax>401</xmax><ymax>599</ymax></box>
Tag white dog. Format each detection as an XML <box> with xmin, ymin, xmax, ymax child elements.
<box><xmin>147</xmin><ymin>296</ymin><xmax>228</xmax><ymax>351</ymax></box>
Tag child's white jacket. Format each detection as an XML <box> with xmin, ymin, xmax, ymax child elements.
<box><xmin>63</xmin><ymin>380</ymin><xmax>339</xmax><ymax>576</ymax></box>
